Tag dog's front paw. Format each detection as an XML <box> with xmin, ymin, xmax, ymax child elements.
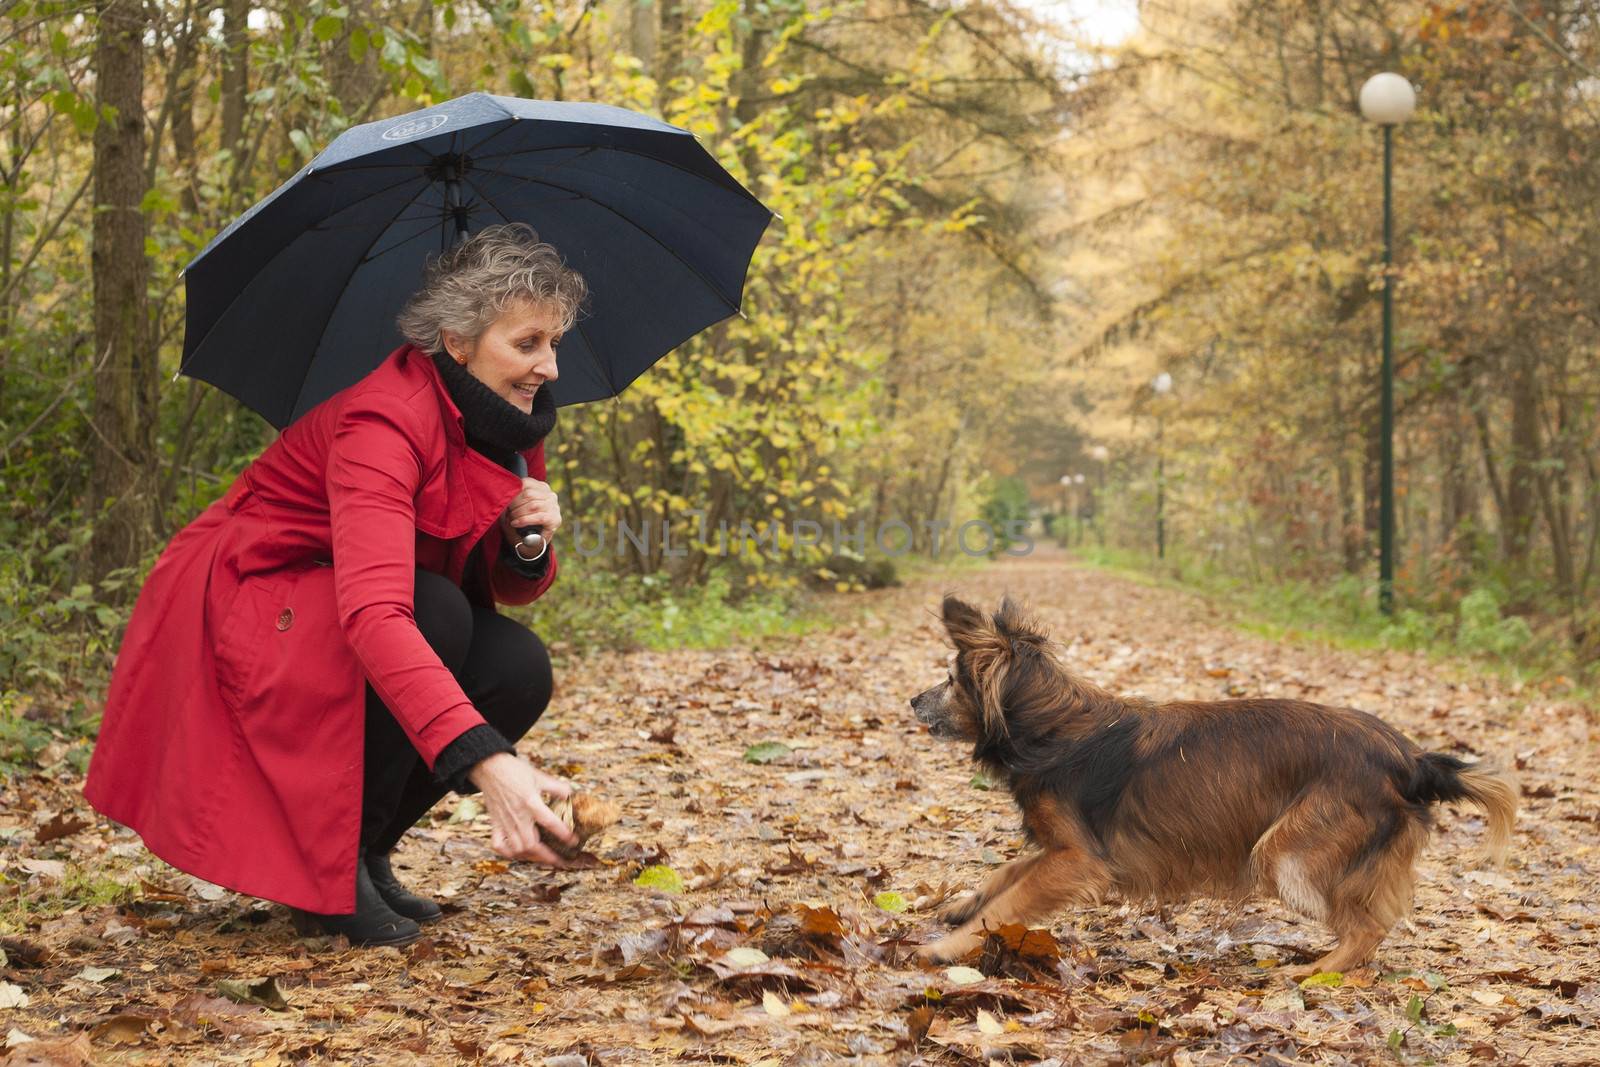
<box><xmin>936</xmin><ymin>894</ymin><xmax>980</xmax><ymax>928</ymax></box>
<box><xmin>916</xmin><ymin>932</ymin><xmax>979</xmax><ymax>964</ymax></box>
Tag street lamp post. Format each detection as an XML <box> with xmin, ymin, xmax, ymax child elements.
<box><xmin>1152</xmin><ymin>373</ymin><xmax>1173</xmax><ymax>560</ymax></box>
<box><xmin>1360</xmin><ymin>72</ymin><xmax>1416</xmax><ymax>615</ymax></box>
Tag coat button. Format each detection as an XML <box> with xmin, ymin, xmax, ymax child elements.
<box><xmin>276</xmin><ymin>608</ymin><xmax>294</xmax><ymax>631</ymax></box>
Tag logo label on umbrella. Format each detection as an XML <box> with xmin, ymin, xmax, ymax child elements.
<box><xmin>381</xmin><ymin>113</ymin><xmax>450</xmax><ymax>142</ymax></box>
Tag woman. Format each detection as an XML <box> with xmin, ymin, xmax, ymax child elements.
<box><xmin>84</xmin><ymin>224</ymin><xmax>587</xmax><ymax>946</ymax></box>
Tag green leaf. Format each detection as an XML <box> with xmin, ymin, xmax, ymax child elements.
<box><xmin>1422</xmin><ymin>971</ymin><xmax>1448</xmax><ymax>991</ymax></box>
<box><xmin>1298</xmin><ymin>971</ymin><xmax>1343</xmax><ymax>988</ymax></box>
<box><xmin>288</xmin><ymin>129</ymin><xmax>314</xmax><ymax>158</ymax></box>
<box><xmin>873</xmin><ymin>891</ymin><xmax>907</xmax><ymax>913</ymax></box>
<box><xmin>969</xmin><ymin>770</ymin><xmax>997</xmax><ymax>790</ymax></box>
<box><xmin>1405</xmin><ymin>994</ymin><xmax>1424</xmax><ymax>1022</ymax></box>
<box><xmin>509</xmin><ymin>69</ymin><xmax>536</xmax><ymax>97</ymax></box>
<box><xmin>633</xmin><ymin>865</ymin><xmax>684</xmax><ymax>893</ymax></box>
<box><xmin>348</xmin><ymin>27</ymin><xmax>369</xmax><ymax>62</ymax></box>
<box><xmin>312</xmin><ymin>14</ymin><xmax>343</xmax><ymax>41</ymax></box>
<box><xmin>742</xmin><ymin>741</ymin><xmax>791</xmax><ymax>764</ymax></box>
<box><xmin>1388</xmin><ymin>1029</ymin><xmax>1404</xmax><ymax>1050</ymax></box>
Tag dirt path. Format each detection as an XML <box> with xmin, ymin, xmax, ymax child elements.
<box><xmin>4</xmin><ymin>547</ymin><xmax>1597</xmax><ymax>1065</ymax></box>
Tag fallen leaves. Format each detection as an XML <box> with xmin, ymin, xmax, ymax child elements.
<box><xmin>6</xmin><ymin>553</ymin><xmax>1598</xmax><ymax>1062</ymax></box>
<box><xmin>32</xmin><ymin>812</ymin><xmax>89</xmax><ymax>845</ymax></box>
<box><xmin>215</xmin><ymin>977</ymin><xmax>290</xmax><ymax>1012</ymax></box>
<box><xmin>631</xmin><ymin>865</ymin><xmax>684</xmax><ymax>894</ymax></box>
<box><xmin>742</xmin><ymin>741</ymin><xmax>792</xmax><ymax>764</ymax></box>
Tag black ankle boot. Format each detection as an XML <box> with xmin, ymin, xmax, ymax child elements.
<box><xmin>365</xmin><ymin>852</ymin><xmax>443</xmax><ymax>924</ymax></box>
<box><xmin>289</xmin><ymin>855</ymin><xmax>421</xmax><ymax>946</ymax></box>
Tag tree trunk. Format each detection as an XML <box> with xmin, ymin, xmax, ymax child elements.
<box><xmin>1330</xmin><ymin>350</ymin><xmax>1359</xmax><ymax>572</ymax></box>
<box><xmin>328</xmin><ymin>0</ymin><xmax>383</xmax><ymax>124</ymax></box>
<box><xmin>656</xmin><ymin>0</ymin><xmax>685</xmax><ymax>112</ymax></box>
<box><xmin>220</xmin><ymin>0</ymin><xmax>248</xmax><ymax>196</ymax></box>
<box><xmin>1441</xmin><ymin>402</ymin><xmax>1476</xmax><ymax>546</ymax></box>
<box><xmin>1504</xmin><ymin>350</ymin><xmax>1538</xmax><ymax>563</ymax></box>
<box><xmin>1361</xmin><ymin>390</ymin><xmax>1380</xmax><ymax>559</ymax></box>
<box><xmin>171</xmin><ymin>8</ymin><xmax>201</xmax><ymax>215</ymax></box>
<box><xmin>87</xmin><ymin>0</ymin><xmax>156</xmax><ymax>582</ymax></box>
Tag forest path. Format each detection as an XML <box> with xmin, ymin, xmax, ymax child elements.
<box><xmin>4</xmin><ymin>547</ymin><xmax>1596</xmax><ymax>1065</ymax></box>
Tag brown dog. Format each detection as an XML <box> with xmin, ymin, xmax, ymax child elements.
<box><xmin>910</xmin><ymin>595</ymin><xmax>1517</xmax><ymax>977</ymax></box>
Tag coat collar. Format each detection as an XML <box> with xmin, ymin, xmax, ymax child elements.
<box><xmin>399</xmin><ymin>342</ymin><xmax>470</xmax><ymax>448</ymax></box>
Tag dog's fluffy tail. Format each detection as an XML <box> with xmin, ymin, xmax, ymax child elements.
<box><xmin>1406</xmin><ymin>752</ymin><xmax>1518</xmax><ymax>866</ymax></box>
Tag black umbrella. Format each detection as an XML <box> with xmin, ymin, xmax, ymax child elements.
<box><xmin>177</xmin><ymin>93</ymin><xmax>775</xmax><ymax>427</ymax></box>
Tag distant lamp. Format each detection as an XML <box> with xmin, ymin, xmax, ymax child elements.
<box><xmin>1359</xmin><ymin>73</ymin><xmax>1416</xmax><ymax>126</ymax></box>
<box><xmin>1089</xmin><ymin>445</ymin><xmax>1110</xmax><ymax>462</ymax></box>
<box><xmin>1152</xmin><ymin>372</ymin><xmax>1173</xmax><ymax>396</ymax></box>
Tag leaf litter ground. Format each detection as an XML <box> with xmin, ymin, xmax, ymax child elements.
<box><xmin>3</xmin><ymin>546</ymin><xmax>1597</xmax><ymax>1065</ymax></box>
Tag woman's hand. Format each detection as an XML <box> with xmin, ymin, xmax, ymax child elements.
<box><xmin>467</xmin><ymin>752</ymin><xmax>578</xmax><ymax>866</ymax></box>
<box><xmin>500</xmin><ymin>477</ymin><xmax>561</xmax><ymax>541</ymax></box>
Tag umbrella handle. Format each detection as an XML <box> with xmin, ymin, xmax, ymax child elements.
<box><xmin>513</xmin><ymin>526</ymin><xmax>547</xmax><ymax>563</ymax></box>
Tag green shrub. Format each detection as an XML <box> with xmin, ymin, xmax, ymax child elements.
<box><xmin>1456</xmin><ymin>588</ymin><xmax>1534</xmax><ymax>658</ymax></box>
<box><xmin>513</xmin><ymin>561</ymin><xmax>829</xmax><ymax>653</ymax></box>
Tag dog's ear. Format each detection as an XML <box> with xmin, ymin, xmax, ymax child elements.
<box><xmin>943</xmin><ymin>595</ymin><xmax>1013</xmax><ymax>739</ymax></box>
<box><xmin>941</xmin><ymin>595</ymin><xmax>990</xmax><ymax>645</ymax></box>
<box><xmin>994</xmin><ymin>595</ymin><xmax>1044</xmax><ymax>643</ymax></box>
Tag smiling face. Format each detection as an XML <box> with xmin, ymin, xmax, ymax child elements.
<box><xmin>442</xmin><ymin>299</ymin><xmax>564</xmax><ymax>413</ymax></box>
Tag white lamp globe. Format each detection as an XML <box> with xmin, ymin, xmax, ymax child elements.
<box><xmin>1359</xmin><ymin>73</ymin><xmax>1416</xmax><ymax>126</ymax></box>
<box><xmin>1090</xmin><ymin>445</ymin><xmax>1110</xmax><ymax>462</ymax></box>
<box><xmin>1060</xmin><ymin>475</ymin><xmax>1072</xmax><ymax>487</ymax></box>
<box><xmin>1152</xmin><ymin>372</ymin><xmax>1173</xmax><ymax>395</ymax></box>
<box><xmin>1074</xmin><ymin>474</ymin><xmax>1086</xmax><ymax>484</ymax></box>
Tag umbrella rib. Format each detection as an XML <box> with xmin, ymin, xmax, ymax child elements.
<box><xmin>464</xmin><ymin>176</ymin><xmax>619</xmax><ymax>398</ymax></box>
<box><xmin>281</xmin><ymin>181</ymin><xmax>441</xmax><ymax>424</ymax></box>
<box><xmin>320</xmin><ymin>143</ymin><xmax>766</xmax><ymax>212</ymax></box>
<box><xmin>467</xmin><ymin>165</ymin><xmax>746</xmax><ymax>314</ymax></box>
<box><xmin>366</xmin><ymin>212</ymin><xmax>455</xmax><ymax>262</ymax></box>
<box><xmin>470</xmin><ymin>143</ymin><xmax>767</xmax><ymax>209</ymax></box>
<box><xmin>178</xmin><ymin>174</ymin><xmax>434</xmax><ymax>381</ymax></box>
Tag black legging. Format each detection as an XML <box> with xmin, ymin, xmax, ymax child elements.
<box><xmin>360</xmin><ymin>568</ymin><xmax>553</xmax><ymax>855</ymax></box>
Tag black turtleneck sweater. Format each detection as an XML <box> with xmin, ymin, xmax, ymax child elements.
<box><xmin>425</xmin><ymin>350</ymin><xmax>558</xmax><ymax>796</ymax></box>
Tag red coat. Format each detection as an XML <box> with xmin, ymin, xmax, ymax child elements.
<box><xmin>83</xmin><ymin>344</ymin><xmax>559</xmax><ymax>913</ymax></box>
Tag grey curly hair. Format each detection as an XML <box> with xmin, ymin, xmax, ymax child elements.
<box><xmin>396</xmin><ymin>222</ymin><xmax>589</xmax><ymax>355</ymax></box>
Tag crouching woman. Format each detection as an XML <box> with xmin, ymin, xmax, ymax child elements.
<box><xmin>85</xmin><ymin>223</ymin><xmax>586</xmax><ymax>945</ymax></box>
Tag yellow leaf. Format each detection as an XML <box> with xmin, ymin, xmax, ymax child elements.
<box><xmin>976</xmin><ymin>1008</ymin><xmax>1003</xmax><ymax>1034</ymax></box>
<box><xmin>762</xmin><ymin>990</ymin><xmax>791</xmax><ymax>1017</ymax></box>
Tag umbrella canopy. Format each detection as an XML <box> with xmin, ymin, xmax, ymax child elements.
<box><xmin>179</xmin><ymin>93</ymin><xmax>774</xmax><ymax>427</ymax></box>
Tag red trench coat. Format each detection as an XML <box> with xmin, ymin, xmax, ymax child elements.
<box><xmin>83</xmin><ymin>344</ymin><xmax>559</xmax><ymax>913</ymax></box>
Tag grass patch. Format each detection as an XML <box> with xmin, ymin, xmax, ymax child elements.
<box><xmin>512</xmin><ymin>562</ymin><xmax>845</xmax><ymax>653</ymax></box>
<box><xmin>1072</xmin><ymin>545</ymin><xmax>1596</xmax><ymax>706</ymax></box>
<box><xmin>0</xmin><ymin>866</ymin><xmax>136</xmax><ymax>931</ymax></box>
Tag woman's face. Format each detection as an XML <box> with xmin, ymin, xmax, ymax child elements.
<box><xmin>443</xmin><ymin>299</ymin><xmax>563</xmax><ymax>414</ymax></box>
